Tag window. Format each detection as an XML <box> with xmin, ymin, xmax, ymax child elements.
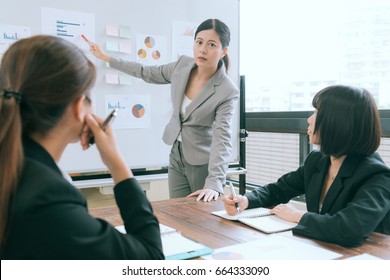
<box><xmin>240</xmin><ymin>1</ymin><xmax>390</xmax><ymax>193</ymax></box>
<box><xmin>241</xmin><ymin>0</ymin><xmax>390</xmax><ymax>112</ymax></box>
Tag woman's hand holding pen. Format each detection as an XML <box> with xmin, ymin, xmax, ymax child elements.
<box><xmin>222</xmin><ymin>194</ymin><xmax>249</xmax><ymax>216</ymax></box>
<box><xmin>84</xmin><ymin>114</ymin><xmax>132</xmax><ymax>183</ymax></box>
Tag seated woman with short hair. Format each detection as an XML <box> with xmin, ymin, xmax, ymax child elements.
<box><xmin>223</xmin><ymin>85</ymin><xmax>390</xmax><ymax>247</ymax></box>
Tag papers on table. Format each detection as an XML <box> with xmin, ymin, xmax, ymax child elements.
<box><xmin>202</xmin><ymin>235</ymin><xmax>342</xmax><ymax>260</ymax></box>
<box><xmin>344</xmin><ymin>253</ymin><xmax>383</xmax><ymax>260</ymax></box>
<box><xmin>115</xmin><ymin>223</ymin><xmax>213</xmax><ymax>260</ymax></box>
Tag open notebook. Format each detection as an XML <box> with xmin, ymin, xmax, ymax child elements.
<box><xmin>212</xmin><ymin>208</ymin><xmax>297</xmax><ymax>233</ymax></box>
<box><xmin>115</xmin><ymin>224</ymin><xmax>213</xmax><ymax>260</ymax></box>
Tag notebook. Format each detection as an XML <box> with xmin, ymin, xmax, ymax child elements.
<box><xmin>115</xmin><ymin>224</ymin><xmax>213</xmax><ymax>260</ymax></box>
<box><xmin>212</xmin><ymin>208</ymin><xmax>297</xmax><ymax>233</ymax></box>
<box><xmin>212</xmin><ymin>207</ymin><xmax>272</xmax><ymax>220</ymax></box>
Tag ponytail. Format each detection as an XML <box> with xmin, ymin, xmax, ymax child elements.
<box><xmin>0</xmin><ymin>35</ymin><xmax>96</xmax><ymax>251</ymax></box>
<box><xmin>221</xmin><ymin>54</ymin><xmax>230</xmax><ymax>73</ymax></box>
<box><xmin>0</xmin><ymin>91</ymin><xmax>23</xmax><ymax>249</ymax></box>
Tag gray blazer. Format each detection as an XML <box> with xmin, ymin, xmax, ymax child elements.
<box><xmin>110</xmin><ymin>55</ymin><xmax>239</xmax><ymax>192</ymax></box>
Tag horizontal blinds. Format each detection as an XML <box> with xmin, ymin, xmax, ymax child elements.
<box><xmin>246</xmin><ymin>132</ymin><xmax>299</xmax><ymax>186</ymax></box>
<box><xmin>245</xmin><ymin>133</ymin><xmax>390</xmax><ymax>187</ymax></box>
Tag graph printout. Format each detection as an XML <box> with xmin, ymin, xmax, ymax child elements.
<box><xmin>0</xmin><ymin>24</ymin><xmax>31</xmax><ymax>57</ymax></box>
<box><xmin>172</xmin><ymin>20</ymin><xmax>197</xmax><ymax>60</ymax></box>
<box><xmin>41</xmin><ymin>7</ymin><xmax>95</xmax><ymax>52</ymax></box>
<box><xmin>105</xmin><ymin>94</ymin><xmax>151</xmax><ymax>129</ymax></box>
<box><xmin>136</xmin><ymin>34</ymin><xmax>167</xmax><ymax>65</ymax></box>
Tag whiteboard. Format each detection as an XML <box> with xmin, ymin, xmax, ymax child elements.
<box><xmin>1</xmin><ymin>0</ymin><xmax>240</xmax><ymax>173</ymax></box>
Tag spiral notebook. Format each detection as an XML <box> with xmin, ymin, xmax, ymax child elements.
<box><xmin>212</xmin><ymin>207</ymin><xmax>272</xmax><ymax>220</ymax></box>
<box><xmin>212</xmin><ymin>208</ymin><xmax>297</xmax><ymax>233</ymax></box>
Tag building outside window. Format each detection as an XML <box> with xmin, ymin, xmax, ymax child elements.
<box><xmin>240</xmin><ymin>0</ymin><xmax>390</xmax><ymax>187</ymax></box>
<box><xmin>241</xmin><ymin>0</ymin><xmax>390</xmax><ymax>112</ymax></box>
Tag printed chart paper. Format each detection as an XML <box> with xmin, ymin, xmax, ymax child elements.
<box><xmin>136</xmin><ymin>34</ymin><xmax>167</xmax><ymax>65</ymax></box>
<box><xmin>0</xmin><ymin>24</ymin><xmax>31</xmax><ymax>60</ymax></box>
<box><xmin>41</xmin><ymin>7</ymin><xmax>95</xmax><ymax>52</ymax></box>
<box><xmin>172</xmin><ymin>20</ymin><xmax>197</xmax><ymax>60</ymax></box>
<box><xmin>105</xmin><ymin>94</ymin><xmax>151</xmax><ymax>129</ymax></box>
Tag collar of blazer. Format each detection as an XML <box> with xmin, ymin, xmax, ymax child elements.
<box><xmin>23</xmin><ymin>137</ymin><xmax>63</xmax><ymax>177</ymax></box>
<box><xmin>309</xmin><ymin>153</ymin><xmax>364</xmax><ymax>213</ymax></box>
<box><xmin>181</xmin><ymin>64</ymin><xmax>227</xmax><ymax>122</ymax></box>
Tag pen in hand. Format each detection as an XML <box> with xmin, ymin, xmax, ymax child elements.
<box><xmin>81</xmin><ymin>34</ymin><xmax>96</xmax><ymax>50</ymax></box>
<box><xmin>81</xmin><ymin>34</ymin><xmax>92</xmax><ymax>45</ymax></box>
<box><xmin>229</xmin><ymin>182</ymin><xmax>240</xmax><ymax>213</ymax></box>
<box><xmin>89</xmin><ymin>109</ymin><xmax>118</xmax><ymax>145</ymax></box>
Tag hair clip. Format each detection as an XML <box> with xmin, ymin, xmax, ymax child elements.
<box><xmin>3</xmin><ymin>90</ymin><xmax>22</xmax><ymax>103</ymax></box>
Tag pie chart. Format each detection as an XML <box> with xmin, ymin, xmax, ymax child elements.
<box><xmin>144</xmin><ymin>36</ymin><xmax>155</xmax><ymax>48</ymax></box>
<box><xmin>132</xmin><ymin>104</ymin><xmax>145</xmax><ymax>118</ymax></box>
<box><xmin>152</xmin><ymin>50</ymin><xmax>161</xmax><ymax>60</ymax></box>
<box><xmin>138</xmin><ymin>49</ymin><xmax>147</xmax><ymax>59</ymax></box>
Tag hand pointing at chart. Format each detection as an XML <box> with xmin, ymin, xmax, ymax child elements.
<box><xmin>81</xmin><ymin>34</ymin><xmax>110</xmax><ymax>62</ymax></box>
<box><xmin>86</xmin><ymin>39</ymin><xmax>110</xmax><ymax>62</ymax></box>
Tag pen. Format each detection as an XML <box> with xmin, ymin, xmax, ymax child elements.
<box><xmin>229</xmin><ymin>182</ymin><xmax>240</xmax><ymax>213</ymax></box>
<box><xmin>89</xmin><ymin>109</ymin><xmax>118</xmax><ymax>145</ymax></box>
<box><xmin>81</xmin><ymin>34</ymin><xmax>95</xmax><ymax>49</ymax></box>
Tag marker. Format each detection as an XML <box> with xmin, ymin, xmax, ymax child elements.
<box><xmin>89</xmin><ymin>109</ymin><xmax>118</xmax><ymax>145</ymax></box>
<box><xmin>81</xmin><ymin>34</ymin><xmax>95</xmax><ymax>49</ymax></box>
<box><xmin>229</xmin><ymin>182</ymin><xmax>240</xmax><ymax>213</ymax></box>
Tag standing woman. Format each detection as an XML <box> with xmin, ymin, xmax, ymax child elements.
<box><xmin>0</xmin><ymin>35</ymin><xmax>163</xmax><ymax>259</ymax></box>
<box><xmin>91</xmin><ymin>19</ymin><xmax>239</xmax><ymax>202</ymax></box>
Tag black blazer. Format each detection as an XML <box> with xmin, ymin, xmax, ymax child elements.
<box><xmin>246</xmin><ymin>150</ymin><xmax>390</xmax><ymax>247</ymax></box>
<box><xmin>1</xmin><ymin>138</ymin><xmax>164</xmax><ymax>259</ymax></box>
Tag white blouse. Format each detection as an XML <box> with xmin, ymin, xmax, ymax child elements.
<box><xmin>177</xmin><ymin>94</ymin><xmax>192</xmax><ymax>142</ymax></box>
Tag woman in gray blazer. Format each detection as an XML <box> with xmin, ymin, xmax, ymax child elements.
<box><xmin>91</xmin><ymin>19</ymin><xmax>239</xmax><ymax>202</ymax></box>
<box><xmin>223</xmin><ymin>85</ymin><xmax>390</xmax><ymax>247</ymax></box>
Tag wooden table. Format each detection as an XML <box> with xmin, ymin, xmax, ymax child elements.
<box><xmin>90</xmin><ymin>197</ymin><xmax>390</xmax><ymax>260</ymax></box>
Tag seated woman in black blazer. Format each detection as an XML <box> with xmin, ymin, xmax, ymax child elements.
<box><xmin>0</xmin><ymin>35</ymin><xmax>164</xmax><ymax>259</ymax></box>
<box><xmin>223</xmin><ymin>85</ymin><xmax>390</xmax><ymax>247</ymax></box>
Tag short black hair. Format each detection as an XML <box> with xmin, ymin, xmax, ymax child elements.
<box><xmin>312</xmin><ymin>85</ymin><xmax>381</xmax><ymax>157</ymax></box>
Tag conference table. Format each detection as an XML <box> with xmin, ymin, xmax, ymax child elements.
<box><xmin>89</xmin><ymin>197</ymin><xmax>390</xmax><ymax>260</ymax></box>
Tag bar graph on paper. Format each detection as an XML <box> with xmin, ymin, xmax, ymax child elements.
<box><xmin>41</xmin><ymin>7</ymin><xmax>95</xmax><ymax>51</ymax></box>
<box><xmin>0</xmin><ymin>24</ymin><xmax>31</xmax><ymax>60</ymax></box>
<box><xmin>56</xmin><ymin>20</ymin><xmax>81</xmax><ymax>38</ymax></box>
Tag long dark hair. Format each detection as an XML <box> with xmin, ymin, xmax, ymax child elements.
<box><xmin>195</xmin><ymin>19</ymin><xmax>231</xmax><ymax>71</ymax></box>
<box><xmin>312</xmin><ymin>85</ymin><xmax>381</xmax><ymax>157</ymax></box>
<box><xmin>0</xmin><ymin>35</ymin><xmax>96</xmax><ymax>249</ymax></box>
